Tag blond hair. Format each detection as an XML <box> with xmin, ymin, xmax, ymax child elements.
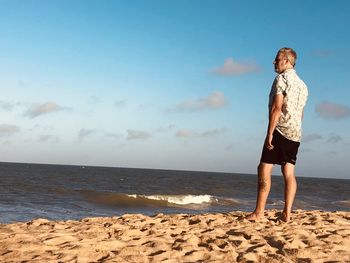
<box><xmin>278</xmin><ymin>47</ymin><xmax>297</xmax><ymax>66</ymax></box>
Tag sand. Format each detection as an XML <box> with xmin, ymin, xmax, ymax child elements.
<box><xmin>0</xmin><ymin>210</ymin><xmax>349</xmax><ymax>263</ymax></box>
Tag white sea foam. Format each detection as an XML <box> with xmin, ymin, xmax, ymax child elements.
<box><xmin>127</xmin><ymin>194</ymin><xmax>213</xmax><ymax>205</ymax></box>
<box><xmin>332</xmin><ymin>200</ymin><xmax>350</xmax><ymax>207</ymax></box>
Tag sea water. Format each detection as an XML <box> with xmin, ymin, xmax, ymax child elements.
<box><xmin>0</xmin><ymin>162</ymin><xmax>349</xmax><ymax>223</ymax></box>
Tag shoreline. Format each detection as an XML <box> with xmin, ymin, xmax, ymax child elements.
<box><xmin>1</xmin><ymin>210</ymin><xmax>349</xmax><ymax>262</ymax></box>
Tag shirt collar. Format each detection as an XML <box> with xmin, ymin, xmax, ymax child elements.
<box><xmin>284</xmin><ymin>68</ymin><xmax>296</xmax><ymax>73</ymax></box>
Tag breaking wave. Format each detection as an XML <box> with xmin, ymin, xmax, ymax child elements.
<box><xmin>127</xmin><ymin>194</ymin><xmax>214</xmax><ymax>205</ymax></box>
<box><xmin>79</xmin><ymin>191</ymin><xmax>243</xmax><ymax>209</ymax></box>
<box><xmin>332</xmin><ymin>199</ymin><xmax>350</xmax><ymax>208</ymax></box>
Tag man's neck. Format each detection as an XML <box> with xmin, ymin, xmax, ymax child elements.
<box><xmin>282</xmin><ymin>67</ymin><xmax>294</xmax><ymax>73</ymax></box>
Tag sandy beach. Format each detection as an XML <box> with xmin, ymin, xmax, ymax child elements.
<box><xmin>0</xmin><ymin>210</ymin><xmax>349</xmax><ymax>263</ymax></box>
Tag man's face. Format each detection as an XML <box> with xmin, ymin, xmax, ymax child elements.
<box><xmin>273</xmin><ymin>52</ymin><xmax>288</xmax><ymax>73</ymax></box>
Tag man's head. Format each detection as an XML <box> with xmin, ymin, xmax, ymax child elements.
<box><xmin>273</xmin><ymin>47</ymin><xmax>297</xmax><ymax>73</ymax></box>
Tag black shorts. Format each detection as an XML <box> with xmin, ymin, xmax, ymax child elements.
<box><xmin>260</xmin><ymin>129</ymin><xmax>300</xmax><ymax>165</ymax></box>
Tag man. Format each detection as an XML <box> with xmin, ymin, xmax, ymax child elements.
<box><xmin>247</xmin><ymin>47</ymin><xmax>308</xmax><ymax>222</ymax></box>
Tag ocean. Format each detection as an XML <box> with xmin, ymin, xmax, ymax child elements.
<box><xmin>0</xmin><ymin>162</ymin><xmax>349</xmax><ymax>224</ymax></box>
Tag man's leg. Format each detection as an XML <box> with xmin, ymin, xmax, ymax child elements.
<box><xmin>246</xmin><ymin>162</ymin><xmax>273</xmax><ymax>220</ymax></box>
<box><xmin>280</xmin><ymin>163</ymin><xmax>297</xmax><ymax>222</ymax></box>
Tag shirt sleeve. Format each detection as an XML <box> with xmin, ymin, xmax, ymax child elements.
<box><xmin>274</xmin><ymin>74</ymin><xmax>287</xmax><ymax>95</ymax></box>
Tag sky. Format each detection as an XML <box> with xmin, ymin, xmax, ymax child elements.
<box><xmin>0</xmin><ymin>0</ymin><xmax>349</xmax><ymax>179</ymax></box>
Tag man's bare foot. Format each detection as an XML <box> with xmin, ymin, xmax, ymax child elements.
<box><xmin>279</xmin><ymin>211</ymin><xmax>291</xmax><ymax>222</ymax></box>
<box><xmin>246</xmin><ymin>212</ymin><xmax>264</xmax><ymax>221</ymax></box>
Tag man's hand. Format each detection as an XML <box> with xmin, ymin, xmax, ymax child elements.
<box><xmin>264</xmin><ymin>134</ymin><xmax>274</xmax><ymax>150</ymax></box>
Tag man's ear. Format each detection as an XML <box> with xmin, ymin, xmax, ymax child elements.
<box><xmin>286</xmin><ymin>60</ymin><xmax>293</xmax><ymax>68</ymax></box>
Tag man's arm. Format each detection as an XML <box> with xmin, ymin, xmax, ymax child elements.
<box><xmin>265</xmin><ymin>94</ymin><xmax>283</xmax><ymax>150</ymax></box>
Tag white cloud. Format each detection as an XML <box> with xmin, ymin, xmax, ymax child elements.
<box><xmin>138</xmin><ymin>104</ymin><xmax>151</xmax><ymax>111</ymax></box>
<box><xmin>115</xmin><ymin>100</ymin><xmax>126</xmax><ymax>109</ymax></box>
<box><xmin>299</xmin><ymin>148</ymin><xmax>312</xmax><ymax>153</ymax></box>
<box><xmin>176</xmin><ymin>128</ymin><xmax>226</xmax><ymax>138</ymax></box>
<box><xmin>39</xmin><ymin>134</ymin><xmax>60</xmax><ymax>143</ymax></box>
<box><xmin>173</xmin><ymin>91</ymin><xmax>228</xmax><ymax>112</ymax></box>
<box><xmin>0</xmin><ymin>124</ymin><xmax>20</xmax><ymax>137</ymax></box>
<box><xmin>176</xmin><ymin>129</ymin><xmax>193</xmax><ymax>138</ymax></box>
<box><xmin>212</xmin><ymin>58</ymin><xmax>260</xmax><ymax>75</ymax></box>
<box><xmin>88</xmin><ymin>96</ymin><xmax>102</xmax><ymax>104</ymax></box>
<box><xmin>303</xmin><ymin>133</ymin><xmax>323</xmax><ymax>143</ymax></box>
<box><xmin>78</xmin><ymin>128</ymin><xmax>96</xmax><ymax>139</ymax></box>
<box><xmin>316</xmin><ymin>102</ymin><xmax>350</xmax><ymax>119</ymax></box>
<box><xmin>200</xmin><ymin>128</ymin><xmax>226</xmax><ymax>137</ymax></box>
<box><xmin>127</xmin><ymin>129</ymin><xmax>151</xmax><ymax>140</ymax></box>
<box><xmin>326</xmin><ymin>135</ymin><xmax>342</xmax><ymax>144</ymax></box>
<box><xmin>156</xmin><ymin>124</ymin><xmax>176</xmax><ymax>133</ymax></box>
<box><xmin>313</xmin><ymin>49</ymin><xmax>333</xmax><ymax>58</ymax></box>
<box><xmin>24</xmin><ymin>102</ymin><xmax>69</xmax><ymax>118</ymax></box>
<box><xmin>104</xmin><ymin>132</ymin><xmax>122</xmax><ymax>139</ymax></box>
<box><xmin>225</xmin><ymin>144</ymin><xmax>234</xmax><ymax>151</ymax></box>
<box><xmin>0</xmin><ymin>101</ymin><xmax>16</xmax><ymax>111</ymax></box>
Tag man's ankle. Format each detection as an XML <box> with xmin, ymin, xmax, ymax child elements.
<box><xmin>280</xmin><ymin>210</ymin><xmax>292</xmax><ymax>222</ymax></box>
<box><xmin>246</xmin><ymin>210</ymin><xmax>264</xmax><ymax>220</ymax></box>
<box><xmin>254</xmin><ymin>209</ymin><xmax>265</xmax><ymax>216</ymax></box>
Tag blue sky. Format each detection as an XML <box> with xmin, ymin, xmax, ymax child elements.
<box><xmin>0</xmin><ymin>0</ymin><xmax>349</xmax><ymax>179</ymax></box>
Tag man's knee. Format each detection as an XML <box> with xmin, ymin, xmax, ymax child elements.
<box><xmin>257</xmin><ymin>163</ymin><xmax>264</xmax><ymax>174</ymax></box>
<box><xmin>258</xmin><ymin>162</ymin><xmax>273</xmax><ymax>175</ymax></box>
<box><xmin>281</xmin><ymin>163</ymin><xmax>296</xmax><ymax>180</ymax></box>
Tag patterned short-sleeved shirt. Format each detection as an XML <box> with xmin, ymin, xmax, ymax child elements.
<box><xmin>269</xmin><ymin>69</ymin><xmax>308</xmax><ymax>142</ymax></box>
